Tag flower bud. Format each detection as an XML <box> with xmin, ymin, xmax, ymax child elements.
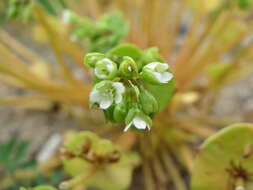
<box><xmin>125</xmin><ymin>107</ymin><xmax>139</xmax><ymax>124</ymax></box>
<box><xmin>94</xmin><ymin>58</ymin><xmax>118</xmax><ymax>80</ymax></box>
<box><xmin>125</xmin><ymin>83</ymin><xmax>140</xmax><ymax>103</ymax></box>
<box><xmin>139</xmin><ymin>88</ymin><xmax>158</xmax><ymax>115</ymax></box>
<box><xmin>113</xmin><ymin>101</ymin><xmax>128</xmax><ymax>123</ymax></box>
<box><xmin>103</xmin><ymin>105</ymin><xmax>115</xmax><ymax>122</ymax></box>
<box><xmin>140</xmin><ymin>62</ymin><xmax>173</xmax><ymax>85</ymax></box>
<box><xmin>141</xmin><ymin>47</ymin><xmax>164</xmax><ymax>65</ymax></box>
<box><xmin>119</xmin><ymin>56</ymin><xmax>138</xmax><ymax>78</ymax></box>
<box><xmin>84</xmin><ymin>53</ymin><xmax>105</xmax><ymax>68</ymax></box>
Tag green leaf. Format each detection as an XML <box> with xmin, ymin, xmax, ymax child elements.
<box><xmin>64</xmin><ymin>152</ymin><xmax>140</xmax><ymax>190</ymax></box>
<box><xmin>14</xmin><ymin>141</ymin><xmax>29</xmax><ymax>164</ymax></box>
<box><xmin>191</xmin><ymin>123</ymin><xmax>253</xmax><ymax>190</ymax></box>
<box><xmin>237</xmin><ymin>0</ymin><xmax>252</xmax><ymax>9</ymax></box>
<box><xmin>58</xmin><ymin>0</ymin><xmax>67</xmax><ymax>8</ymax></box>
<box><xmin>36</xmin><ymin>0</ymin><xmax>57</xmax><ymax>16</ymax></box>
<box><xmin>143</xmin><ymin>74</ymin><xmax>175</xmax><ymax>112</ymax></box>
<box><xmin>19</xmin><ymin>159</ymin><xmax>37</xmax><ymax>169</ymax></box>
<box><xmin>107</xmin><ymin>44</ymin><xmax>142</xmax><ymax>63</ymax></box>
<box><xmin>0</xmin><ymin>138</ymin><xmax>17</xmax><ymax>163</ymax></box>
<box><xmin>140</xmin><ymin>47</ymin><xmax>165</xmax><ymax>65</ymax></box>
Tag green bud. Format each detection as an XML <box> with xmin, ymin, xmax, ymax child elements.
<box><xmin>125</xmin><ymin>107</ymin><xmax>140</xmax><ymax>124</ymax></box>
<box><xmin>125</xmin><ymin>83</ymin><xmax>140</xmax><ymax>102</ymax></box>
<box><xmin>139</xmin><ymin>88</ymin><xmax>158</xmax><ymax>115</ymax></box>
<box><xmin>103</xmin><ymin>105</ymin><xmax>115</xmax><ymax>122</ymax></box>
<box><xmin>141</xmin><ymin>47</ymin><xmax>164</xmax><ymax>65</ymax></box>
<box><xmin>113</xmin><ymin>101</ymin><xmax>128</xmax><ymax>123</ymax></box>
<box><xmin>84</xmin><ymin>52</ymin><xmax>105</xmax><ymax>68</ymax></box>
<box><xmin>119</xmin><ymin>56</ymin><xmax>138</xmax><ymax>78</ymax></box>
<box><xmin>94</xmin><ymin>58</ymin><xmax>118</xmax><ymax>80</ymax></box>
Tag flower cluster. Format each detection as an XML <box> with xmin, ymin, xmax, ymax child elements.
<box><xmin>7</xmin><ymin>0</ymin><xmax>32</xmax><ymax>21</ymax></box>
<box><xmin>62</xmin><ymin>10</ymin><xmax>128</xmax><ymax>53</ymax></box>
<box><xmin>84</xmin><ymin>48</ymin><xmax>174</xmax><ymax>131</ymax></box>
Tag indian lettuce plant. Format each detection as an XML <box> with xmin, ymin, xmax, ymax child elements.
<box><xmin>191</xmin><ymin>123</ymin><xmax>253</xmax><ymax>190</ymax></box>
<box><xmin>0</xmin><ymin>0</ymin><xmax>253</xmax><ymax>189</ymax></box>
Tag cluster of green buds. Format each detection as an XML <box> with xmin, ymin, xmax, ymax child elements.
<box><xmin>7</xmin><ymin>0</ymin><xmax>32</xmax><ymax>21</ymax></box>
<box><xmin>84</xmin><ymin>45</ymin><xmax>174</xmax><ymax>132</ymax></box>
<box><xmin>62</xmin><ymin>10</ymin><xmax>128</xmax><ymax>53</ymax></box>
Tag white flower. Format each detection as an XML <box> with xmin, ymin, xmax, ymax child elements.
<box><xmin>90</xmin><ymin>81</ymin><xmax>125</xmax><ymax>109</ymax></box>
<box><xmin>124</xmin><ymin>116</ymin><xmax>150</xmax><ymax>132</ymax></box>
<box><xmin>141</xmin><ymin>62</ymin><xmax>173</xmax><ymax>84</ymax></box>
<box><xmin>94</xmin><ymin>58</ymin><xmax>118</xmax><ymax>80</ymax></box>
<box><xmin>62</xmin><ymin>10</ymin><xmax>71</xmax><ymax>24</ymax></box>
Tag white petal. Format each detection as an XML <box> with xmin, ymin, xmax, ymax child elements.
<box><xmin>123</xmin><ymin>122</ymin><xmax>133</xmax><ymax>132</ymax></box>
<box><xmin>115</xmin><ymin>94</ymin><xmax>122</xmax><ymax>104</ymax></box>
<box><xmin>113</xmin><ymin>82</ymin><xmax>125</xmax><ymax>94</ymax></box>
<box><xmin>153</xmin><ymin>72</ymin><xmax>173</xmax><ymax>83</ymax></box>
<box><xmin>160</xmin><ymin>72</ymin><xmax>173</xmax><ymax>83</ymax></box>
<box><xmin>94</xmin><ymin>68</ymin><xmax>107</xmax><ymax>78</ymax></box>
<box><xmin>145</xmin><ymin>62</ymin><xmax>159</xmax><ymax>70</ymax></box>
<box><xmin>99</xmin><ymin>98</ymin><xmax>112</xmax><ymax>109</ymax></box>
<box><xmin>153</xmin><ymin>72</ymin><xmax>163</xmax><ymax>83</ymax></box>
<box><xmin>133</xmin><ymin>117</ymin><xmax>147</xmax><ymax>130</ymax></box>
<box><xmin>101</xmin><ymin>58</ymin><xmax>113</xmax><ymax>64</ymax></box>
<box><xmin>157</xmin><ymin>63</ymin><xmax>169</xmax><ymax>71</ymax></box>
<box><xmin>106</xmin><ymin>62</ymin><xmax>114</xmax><ymax>72</ymax></box>
<box><xmin>90</xmin><ymin>90</ymin><xmax>101</xmax><ymax>103</ymax></box>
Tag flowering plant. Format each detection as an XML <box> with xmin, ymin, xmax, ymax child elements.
<box><xmin>85</xmin><ymin>44</ymin><xmax>175</xmax><ymax>131</ymax></box>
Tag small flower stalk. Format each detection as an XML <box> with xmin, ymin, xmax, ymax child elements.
<box><xmin>84</xmin><ymin>45</ymin><xmax>174</xmax><ymax>132</ymax></box>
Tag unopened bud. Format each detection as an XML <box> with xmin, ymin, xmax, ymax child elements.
<box><xmin>84</xmin><ymin>52</ymin><xmax>105</xmax><ymax>68</ymax></box>
<box><xmin>94</xmin><ymin>58</ymin><xmax>118</xmax><ymax>80</ymax></box>
<box><xmin>119</xmin><ymin>56</ymin><xmax>138</xmax><ymax>78</ymax></box>
<box><xmin>139</xmin><ymin>88</ymin><xmax>158</xmax><ymax>115</ymax></box>
<box><xmin>113</xmin><ymin>101</ymin><xmax>128</xmax><ymax>123</ymax></box>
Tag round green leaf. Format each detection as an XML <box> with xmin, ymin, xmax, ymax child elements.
<box><xmin>107</xmin><ymin>44</ymin><xmax>142</xmax><ymax>63</ymax></box>
<box><xmin>192</xmin><ymin>123</ymin><xmax>253</xmax><ymax>190</ymax></box>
